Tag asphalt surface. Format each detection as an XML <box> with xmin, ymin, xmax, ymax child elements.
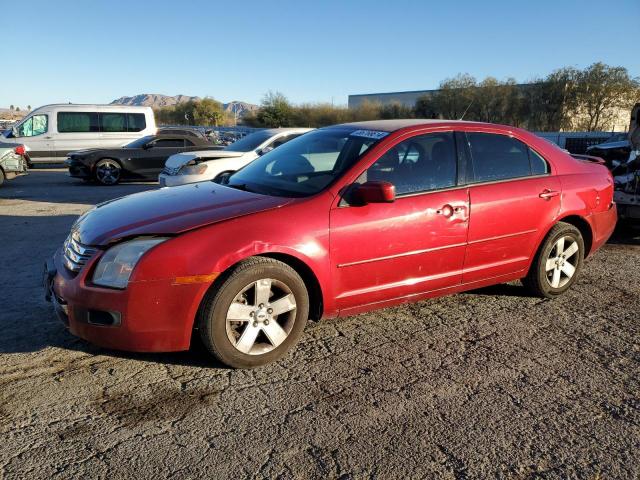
<box><xmin>1</xmin><ymin>169</ymin><xmax>639</xmax><ymax>479</ymax></box>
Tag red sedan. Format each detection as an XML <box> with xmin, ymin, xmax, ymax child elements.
<box><xmin>45</xmin><ymin>120</ymin><xmax>617</xmax><ymax>368</ymax></box>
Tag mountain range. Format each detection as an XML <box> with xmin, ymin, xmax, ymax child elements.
<box><xmin>110</xmin><ymin>94</ymin><xmax>258</xmax><ymax>117</ymax></box>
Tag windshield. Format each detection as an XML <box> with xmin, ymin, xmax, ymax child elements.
<box><xmin>124</xmin><ymin>135</ymin><xmax>154</xmax><ymax>148</ymax></box>
<box><xmin>224</xmin><ymin>130</ymin><xmax>274</xmax><ymax>152</ymax></box>
<box><xmin>227</xmin><ymin>127</ymin><xmax>384</xmax><ymax>197</ymax></box>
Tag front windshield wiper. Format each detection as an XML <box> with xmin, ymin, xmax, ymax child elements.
<box><xmin>226</xmin><ymin>182</ymin><xmax>260</xmax><ymax>194</ymax></box>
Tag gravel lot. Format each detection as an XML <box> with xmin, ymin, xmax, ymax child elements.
<box><xmin>1</xmin><ymin>169</ymin><xmax>639</xmax><ymax>479</ymax></box>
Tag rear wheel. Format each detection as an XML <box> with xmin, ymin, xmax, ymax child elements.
<box><xmin>0</xmin><ymin>168</ymin><xmax>5</xmax><ymax>187</ymax></box>
<box><xmin>198</xmin><ymin>257</ymin><xmax>309</xmax><ymax>368</ymax></box>
<box><xmin>523</xmin><ymin>222</ymin><xmax>584</xmax><ymax>298</ymax></box>
<box><xmin>95</xmin><ymin>159</ymin><xmax>121</xmax><ymax>185</ymax></box>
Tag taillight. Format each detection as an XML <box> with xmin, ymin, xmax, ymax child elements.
<box><xmin>14</xmin><ymin>145</ymin><xmax>25</xmax><ymax>156</ymax></box>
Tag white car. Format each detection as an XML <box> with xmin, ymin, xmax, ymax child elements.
<box><xmin>159</xmin><ymin>128</ymin><xmax>313</xmax><ymax>187</ymax></box>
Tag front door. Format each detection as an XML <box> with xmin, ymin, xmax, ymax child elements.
<box><xmin>13</xmin><ymin>114</ymin><xmax>54</xmax><ymax>162</ymax></box>
<box><xmin>130</xmin><ymin>138</ymin><xmax>185</xmax><ymax>178</ymax></box>
<box><xmin>330</xmin><ymin>131</ymin><xmax>469</xmax><ymax>312</ymax></box>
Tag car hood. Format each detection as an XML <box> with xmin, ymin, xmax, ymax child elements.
<box><xmin>165</xmin><ymin>150</ymin><xmax>246</xmax><ymax>168</ymax></box>
<box><xmin>75</xmin><ymin>183</ymin><xmax>292</xmax><ymax>246</ymax></box>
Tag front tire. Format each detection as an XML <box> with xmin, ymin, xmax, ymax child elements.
<box><xmin>198</xmin><ymin>257</ymin><xmax>309</xmax><ymax>368</ymax></box>
<box><xmin>523</xmin><ymin>222</ymin><xmax>584</xmax><ymax>298</ymax></box>
<box><xmin>94</xmin><ymin>159</ymin><xmax>121</xmax><ymax>185</ymax></box>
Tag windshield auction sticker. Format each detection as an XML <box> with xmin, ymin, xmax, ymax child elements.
<box><xmin>349</xmin><ymin>130</ymin><xmax>389</xmax><ymax>140</ymax></box>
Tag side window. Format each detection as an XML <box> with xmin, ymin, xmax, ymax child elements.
<box><xmin>529</xmin><ymin>148</ymin><xmax>549</xmax><ymax>175</ymax></box>
<box><xmin>361</xmin><ymin>132</ymin><xmax>457</xmax><ymax>196</ymax></box>
<box><xmin>16</xmin><ymin>114</ymin><xmax>48</xmax><ymax>137</ymax></box>
<box><xmin>467</xmin><ymin>133</ymin><xmax>531</xmax><ymax>182</ymax></box>
<box><xmin>153</xmin><ymin>139</ymin><xmax>185</xmax><ymax>148</ymax></box>
<box><xmin>127</xmin><ymin>113</ymin><xmax>146</xmax><ymax>132</ymax></box>
<box><xmin>270</xmin><ymin>134</ymin><xmax>301</xmax><ymax>149</ymax></box>
<box><xmin>100</xmin><ymin>113</ymin><xmax>127</xmax><ymax>132</ymax></box>
<box><xmin>57</xmin><ymin>112</ymin><xmax>99</xmax><ymax>133</ymax></box>
<box><xmin>184</xmin><ymin>139</ymin><xmax>195</xmax><ymax>146</ymax></box>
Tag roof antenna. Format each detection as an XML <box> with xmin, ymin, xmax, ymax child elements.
<box><xmin>459</xmin><ymin>100</ymin><xmax>473</xmax><ymax>121</ymax></box>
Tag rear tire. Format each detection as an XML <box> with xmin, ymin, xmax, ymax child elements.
<box><xmin>198</xmin><ymin>257</ymin><xmax>309</xmax><ymax>368</ymax></box>
<box><xmin>94</xmin><ymin>159</ymin><xmax>121</xmax><ymax>185</ymax></box>
<box><xmin>0</xmin><ymin>168</ymin><xmax>5</xmax><ymax>187</ymax></box>
<box><xmin>523</xmin><ymin>222</ymin><xmax>584</xmax><ymax>298</ymax></box>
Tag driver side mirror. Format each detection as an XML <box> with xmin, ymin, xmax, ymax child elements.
<box><xmin>143</xmin><ymin>142</ymin><xmax>154</xmax><ymax>150</ymax></box>
<box><xmin>355</xmin><ymin>181</ymin><xmax>396</xmax><ymax>204</ymax></box>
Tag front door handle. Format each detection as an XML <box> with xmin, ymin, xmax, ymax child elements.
<box><xmin>539</xmin><ymin>189</ymin><xmax>560</xmax><ymax>200</ymax></box>
<box><xmin>436</xmin><ymin>204</ymin><xmax>454</xmax><ymax>217</ymax></box>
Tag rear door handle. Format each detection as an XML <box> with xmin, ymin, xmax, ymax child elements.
<box><xmin>539</xmin><ymin>189</ymin><xmax>560</xmax><ymax>200</ymax></box>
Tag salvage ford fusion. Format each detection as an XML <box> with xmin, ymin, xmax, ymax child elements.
<box><xmin>44</xmin><ymin>120</ymin><xmax>617</xmax><ymax>368</ymax></box>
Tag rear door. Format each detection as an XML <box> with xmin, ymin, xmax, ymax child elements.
<box><xmin>330</xmin><ymin>131</ymin><xmax>469</xmax><ymax>311</ymax></box>
<box><xmin>462</xmin><ymin>131</ymin><xmax>560</xmax><ymax>283</ymax></box>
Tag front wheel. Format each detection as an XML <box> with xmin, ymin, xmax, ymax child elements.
<box><xmin>523</xmin><ymin>222</ymin><xmax>584</xmax><ymax>298</ymax></box>
<box><xmin>94</xmin><ymin>159</ymin><xmax>121</xmax><ymax>185</ymax></box>
<box><xmin>198</xmin><ymin>257</ymin><xmax>309</xmax><ymax>368</ymax></box>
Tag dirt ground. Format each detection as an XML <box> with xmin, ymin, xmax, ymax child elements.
<box><xmin>0</xmin><ymin>169</ymin><xmax>638</xmax><ymax>479</ymax></box>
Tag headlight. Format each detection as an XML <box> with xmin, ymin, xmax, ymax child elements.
<box><xmin>92</xmin><ymin>237</ymin><xmax>168</xmax><ymax>289</ymax></box>
<box><xmin>180</xmin><ymin>162</ymin><xmax>208</xmax><ymax>175</ymax></box>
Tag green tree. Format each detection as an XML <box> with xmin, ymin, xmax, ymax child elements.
<box><xmin>414</xmin><ymin>94</ymin><xmax>439</xmax><ymax>119</ymax></box>
<box><xmin>434</xmin><ymin>73</ymin><xmax>477</xmax><ymax>120</ymax></box>
<box><xmin>256</xmin><ymin>91</ymin><xmax>293</xmax><ymax>127</ymax></box>
<box><xmin>379</xmin><ymin>101</ymin><xmax>413</xmax><ymax>119</ymax></box>
<box><xmin>193</xmin><ymin>98</ymin><xmax>225</xmax><ymax>126</ymax></box>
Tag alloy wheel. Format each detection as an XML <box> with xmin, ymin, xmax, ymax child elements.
<box><xmin>225</xmin><ymin>278</ymin><xmax>297</xmax><ymax>355</ymax></box>
<box><xmin>95</xmin><ymin>160</ymin><xmax>120</xmax><ymax>185</ymax></box>
<box><xmin>545</xmin><ymin>235</ymin><xmax>579</xmax><ymax>289</ymax></box>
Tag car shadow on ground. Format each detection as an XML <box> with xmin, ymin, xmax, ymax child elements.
<box><xmin>608</xmin><ymin>221</ymin><xmax>640</xmax><ymax>245</ymax></box>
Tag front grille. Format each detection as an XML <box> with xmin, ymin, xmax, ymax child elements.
<box><xmin>63</xmin><ymin>233</ymin><xmax>97</xmax><ymax>273</ymax></box>
<box><xmin>162</xmin><ymin>165</ymin><xmax>181</xmax><ymax>176</ymax></box>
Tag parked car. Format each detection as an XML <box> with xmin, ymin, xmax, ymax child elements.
<box><xmin>1</xmin><ymin>104</ymin><xmax>156</xmax><ymax>163</ymax></box>
<box><xmin>157</xmin><ymin>126</ymin><xmax>208</xmax><ymax>141</ymax></box>
<box><xmin>585</xmin><ymin>138</ymin><xmax>631</xmax><ymax>168</ymax></box>
<box><xmin>44</xmin><ymin>120</ymin><xmax>617</xmax><ymax>368</ymax></box>
<box><xmin>159</xmin><ymin>128</ymin><xmax>313</xmax><ymax>187</ymax></box>
<box><xmin>0</xmin><ymin>141</ymin><xmax>29</xmax><ymax>186</ymax></box>
<box><xmin>66</xmin><ymin>134</ymin><xmax>222</xmax><ymax>185</ymax></box>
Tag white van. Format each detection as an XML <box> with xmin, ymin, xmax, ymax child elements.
<box><xmin>1</xmin><ymin>104</ymin><xmax>156</xmax><ymax>162</ymax></box>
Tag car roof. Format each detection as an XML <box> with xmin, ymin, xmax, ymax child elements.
<box><xmin>260</xmin><ymin>127</ymin><xmax>314</xmax><ymax>135</ymax></box>
<box><xmin>331</xmin><ymin>119</ymin><xmax>492</xmax><ymax>132</ymax></box>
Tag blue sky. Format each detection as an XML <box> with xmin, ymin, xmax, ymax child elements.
<box><xmin>3</xmin><ymin>0</ymin><xmax>638</xmax><ymax>109</ymax></box>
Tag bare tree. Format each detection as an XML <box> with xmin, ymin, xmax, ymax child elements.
<box><xmin>574</xmin><ymin>62</ymin><xmax>639</xmax><ymax>131</ymax></box>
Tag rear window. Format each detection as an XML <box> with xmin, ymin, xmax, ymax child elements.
<box><xmin>100</xmin><ymin>113</ymin><xmax>127</xmax><ymax>132</ymax></box>
<box><xmin>127</xmin><ymin>113</ymin><xmax>146</xmax><ymax>132</ymax></box>
<box><xmin>58</xmin><ymin>112</ymin><xmax>146</xmax><ymax>133</ymax></box>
